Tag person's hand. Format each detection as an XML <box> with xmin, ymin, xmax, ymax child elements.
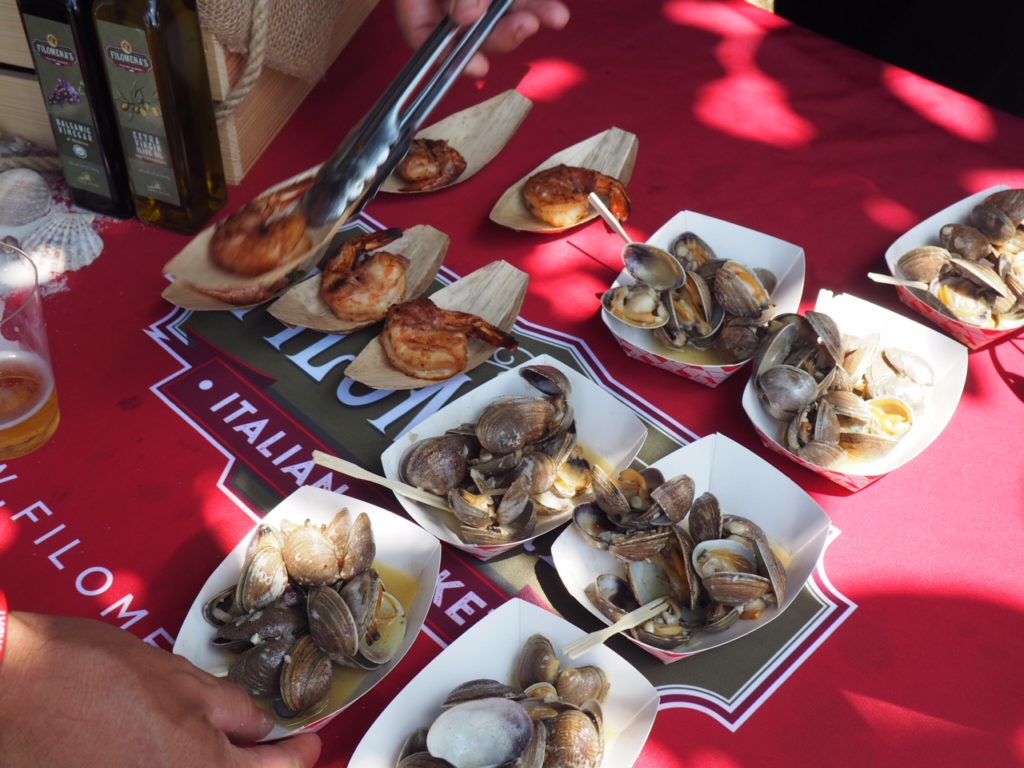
<box><xmin>0</xmin><ymin>612</ymin><xmax>322</xmax><ymax>768</ymax></box>
<box><xmin>395</xmin><ymin>0</ymin><xmax>570</xmax><ymax>77</ymax></box>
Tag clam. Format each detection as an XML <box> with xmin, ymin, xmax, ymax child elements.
<box><xmin>625</xmin><ymin>556</ymin><xmax>678</xmax><ymax>605</ymax></box>
<box><xmin>584</xmin><ymin>574</ymin><xmax>639</xmax><ymax>623</ymax></box>
<box><xmin>882</xmin><ymin>347</ymin><xmax>935</xmax><ymax>387</ymax></box>
<box><xmin>939</xmin><ymin>224</ymin><xmax>993</xmax><ymax>261</ymax></box>
<box><xmin>866</xmin><ymin>396</ymin><xmax>914</xmax><ymax>440</ymax></box>
<box><xmin>622</xmin><ymin>242</ymin><xmax>685</xmax><ymax>291</ymax></box>
<box><xmin>951</xmin><ymin>257</ymin><xmax>1015</xmax><ymax>304</ymax></box>
<box><xmin>670</xmin><ymin>527</ymin><xmax>702</xmax><ymax>611</ymax></box>
<box><xmin>608</xmin><ymin>528</ymin><xmax>671</xmax><ymax>561</ymax></box>
<box><xmin>426</xmin><ymin>697</ymin><xmax>535</xmax><ymax>768</ymax></box>
<box><xmin>589</xmin><ymin>464</ymin><xmax>631</xmax><ymax>520</ymax></box>
<box><xmin>649</xmin><ymin>473</ymin><xmax>694</xmax><ymax>524</ymax></box>
<box><xmin>928</xmin><ymin>275</ymin><xmax>995</xmax><ymax>327</ymax></box>
<box><xmin>227</xmin><ymin>636</ymin><xmax>292</xmax><ymax>696</ymax></box>
<box><xmin>984</xmin><ymin>188</ymin><xmax>1024</xmax><ymax>225</ymax></box>
<box><xmin>670</xmin><ymin>231</ymin><xmax>716</xmax><ymax>270</ymax></box>
<box><xmin>213</xmin><ymin>594</ymin><xmax>307</xmax><ymax>649</ymax></box>
<box><xmin>755</xmin><ymin>267</ymin><xmax>779</xmax><ymax>295</ymax></box>
<box><xmin>515</xmin><ymin>634</ymin><xmax>561</xmax><ymax>688</ymax></box>
<box><xmin>823</xmin><ymin>389</ymin><xmax>873</xmax><ymax>422</ymax></box>
<box><xmin>687</xmin><ymin>491</ymin><xmax>723</xmax><ymax>544</ymax></box>
<box><xmin>235</xmin><ymin>527</ymin><xmax>289</xmax><ymax>613</ymax></box>
<box><xmin>715</xmin><ymin>316</ymin><xmax>762</xmax><ymax>362</ymax></box>
<box><xmin>519</xmin><ymin>364</ymin><xmax>571</xmax><ymax>399</ymax></box>
<box><xmin>358</xmin><ymin>590</ymin><xmax>407</xmax><ymax>665</ymax></box>
<box><xmin>495</xmin><ymin>475</ymin><xmax>534</xmax><ymax>526</ymax></box>
<box><xmin>280</xmin><ymin>520</ymin><xmax>341</xmax><ymax>587</ymax></box>
<box><xmin>702</xmin><ymin>571</ymin><xmax>772</xmax><ymax>606</ymax></box>
<box><xmin>713</xmin><ymin>260</ymin><xmax>771</xmax><ymax>318</ymax></box>
<box><xmin>442</xmin><ymin>679</ymin><xmax>520</xmax><ymax>707</ymax></box>
<box><xmin>806</xmin><ymin>310</ymin><xmax>843</xmax><ymax>364</ymax></box>
<box><xmin>841</xmin><ymin>332</ymin><xmax>881</xmax><ymax>382</ymax></box>
<box><xmin>668</xmin><ymin>271</ymin><xmax>715</xmax><ymax>333</ymax></box>
<box><xmin>338</xmin><ymin>511</ymin><xmax>375</xmax><ymax>580</ymax></box>
<box><xmin>572</xmin><ymin>504</ymin><xmax>628</xmax><ymax>549</ymax></box>
<box><xmin>970</xmin><ymin>203</ymin><xmax>1016</xmax><ymax>244</ymax></box>
<box><xmin>449</xmin><ymin>487</ymin><xmax>496</xmax><ymax>528</ymax></box>
<box><xmin>278</xmin><ymin>635</ymin><xmax>333</xmax><ymax>717</ymax></box>
<box><xmin>896</xmin><ymin>245</ymin><xmax>952</xmax><ymax>283</ymax></box>
<box><xmin>630</xmin><ymin>597</ymin><xmax>690</xmax><ymax>649</ymax></box>
<box><xmin>476</xmin><ymin>396</ymin><xmax>558</xmax><ymax>454</ymax></box>
<box><xmin>722</xmin><ymin>515</ymin><xmax>787</xmax><ymax>606</ymax></box>
<box><xmin>838</xmin><ymin>431</ymin><xmax>899</xmax><ymax>461</ymax></box>
<box><xmin>543</xmin><ymin>708</ymin><xmax>603</xmax><ymax>768</ymax></box>
<box><xmin>998</xmin><ymin>251</ymin><xmax>1024</xmax><ymax>298</ymax></box>
<box><xmin>752</xmin><ymin>320</ymin><xmax>798</xmax><ymax>377</ymax></box>
<box><xmin>555</xmin><ymin>666</ymin><xmax>609</xmax><ymax>707</ymax></box>
<box><xmin>307</xmin><ymin>586</ymin><xmax>359</xmax><ymax>661</ymax></box>
<box><xmin>786</xmin><ymin>399</ymin><xmax>840</xmax><ymax>453</ymax></box>
<box><xmin>398</xmin><ymin>728</ymin><xmax>430</xmax><ymax>763</ymax></box>
<box><xmin>397</xmin><ymin>752</ymin><xmax>452</xmax><ymax>767</ymax></box>
<box><xmin>702</xmin><ymin>602</ymin><xmax>742</xmax><ymax>633</ymax></box>
<box><xmin>692</xmin><ymin>538</ymin><xmax>755</xmax><ymax>579</ymax></box>
<box><xmin>516</xmin><ymin>451</ymin><xmax>559</xmax><ymax>495</ymax></box>
<box><xmin>400</xmin><ymin>434</ymin><xmax>476</xmax><ymax>495</ymax></box>
<box><xmin>796</xmin><ymin>439</ymin><xmax>847</xmax><ymax>468</ymax></box>
<box><xmin>339</xmin><ymin>568</ymin><xmax>383</xmax><ymax>634</ymax></box>
<box><xmin>601</xmin><ymin>284</ymin><xmax>670</xmax><ymax>329</ymax></box>
<box><xmin>756</xmin><ymin>364</ymin><xmax>819</xmax><ymax>420</ymax></box>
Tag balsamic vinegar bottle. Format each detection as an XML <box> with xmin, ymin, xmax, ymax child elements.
<box><xmin>91</xmin><ymin>0</ymin><xmax>227</xmax><ymax>234</ymax></box>
<box><xmin>16</xmin><ymin>0</ymin><xmax>134</xmax><ymax>218</ymax></box>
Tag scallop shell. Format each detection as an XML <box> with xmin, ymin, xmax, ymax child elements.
<box><xmin>21</xmin><ymin>213</ymin><xmax>103</xmax><ymax>274</ymax></box>
<box><xmin>0</xmin><ymin>169</ymin><xmax>52</xmax><ymax>227</ymax></box>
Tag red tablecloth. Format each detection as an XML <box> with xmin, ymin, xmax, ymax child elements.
<box><xmin>3</xmin><ymin>1</ymin><xmax>1024</xmax><ymax>766</ymax></box>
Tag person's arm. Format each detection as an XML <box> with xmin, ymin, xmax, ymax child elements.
<box><xmin>0</xmin><ymin>611</ymin><xmax>321</xmax><ymax>768</ymax></box>
<box><xmin>395</xmin><ymin>0</ymin><xmax>570</xmax><ymax>77</ymax></box>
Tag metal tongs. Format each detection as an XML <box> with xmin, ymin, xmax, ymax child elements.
<box><xmin>301</xmin><ymin>0</ymin><xmax>515</xmax><ymax>229</ymax></box>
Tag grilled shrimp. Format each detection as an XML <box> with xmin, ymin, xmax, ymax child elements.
<box><xmin>522</xmin><ymin>164</ymin><xmax>631</xmax><ymax>228</ymax></box>
<box><xmin>320</xmin><ymin>229</ymin><xmax>408</xmax><ymax>324</ymax></box>
<box><xmin>209</xmin><ymin>178</ymin><xmax>313</xmax><ymax>276</ymax></box>
<box><xmin>381</xmin><ymin>298</ymin><xmax>518</xmax><ymax>380</ymax></box>
<box><xmin>396</xmin><ymin>138</ymin><xmax>467</xmax><ymax>191</ymax></box>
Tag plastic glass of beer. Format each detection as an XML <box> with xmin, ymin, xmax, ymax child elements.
<box><xmin>0</xmin><ymin>242</ymin><xmax>59</xmax><ymax>458</ymax></box>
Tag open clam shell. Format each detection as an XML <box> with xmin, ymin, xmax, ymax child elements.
<box><xmin>267</xmin><ymin>225</ymin><xmax>449</xmax><ymax>332</ymax></box>
<box><xmin>344</xmin><ymin>259</ymin><xmax>528</xmax><ymax>390</ymax></box>
<box><xmin>161</xmin><ymin>165</ymin><xmax>343</xmax><ymax>311</ymax></box>
<box><xmin>380</xmin><ymin>90</ymin><xmax>532</xmax><ymax>193</ymax></box>
<box><xmin>489</xmin><ymin>127</ymin><xmax>638</xmax><ymax>234</ymax></box>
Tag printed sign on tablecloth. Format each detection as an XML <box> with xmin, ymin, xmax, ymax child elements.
<box><xmin>145</xmin><ymin>218</ymin><xmax>856</xmax><ymax>731</ymax></box>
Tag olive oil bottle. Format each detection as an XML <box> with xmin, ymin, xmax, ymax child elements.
<box><xmin>92</xmin><ymin>0</ymin><xmax>226</xmax><ymax>233</ymax></box>
<box><xmin>16</xmin><ymin>0</ymin><xmax>134</xmax><ymax>218</ymax></box>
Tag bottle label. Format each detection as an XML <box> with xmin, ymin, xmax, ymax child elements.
<box><xmin>21</xmin><ymin>15</ymin><xmax>113</xmax><ymax>199</ymax></box>
<box><xmin>94</xmin><ymin>21</ymin><xmax>181</xmax><ymax>206</ymax></box>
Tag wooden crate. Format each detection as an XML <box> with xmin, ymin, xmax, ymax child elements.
<box><xmin>0</xmin><ymin>0</ymin><xmax>379</xmax><ymax>184</ymax></box>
